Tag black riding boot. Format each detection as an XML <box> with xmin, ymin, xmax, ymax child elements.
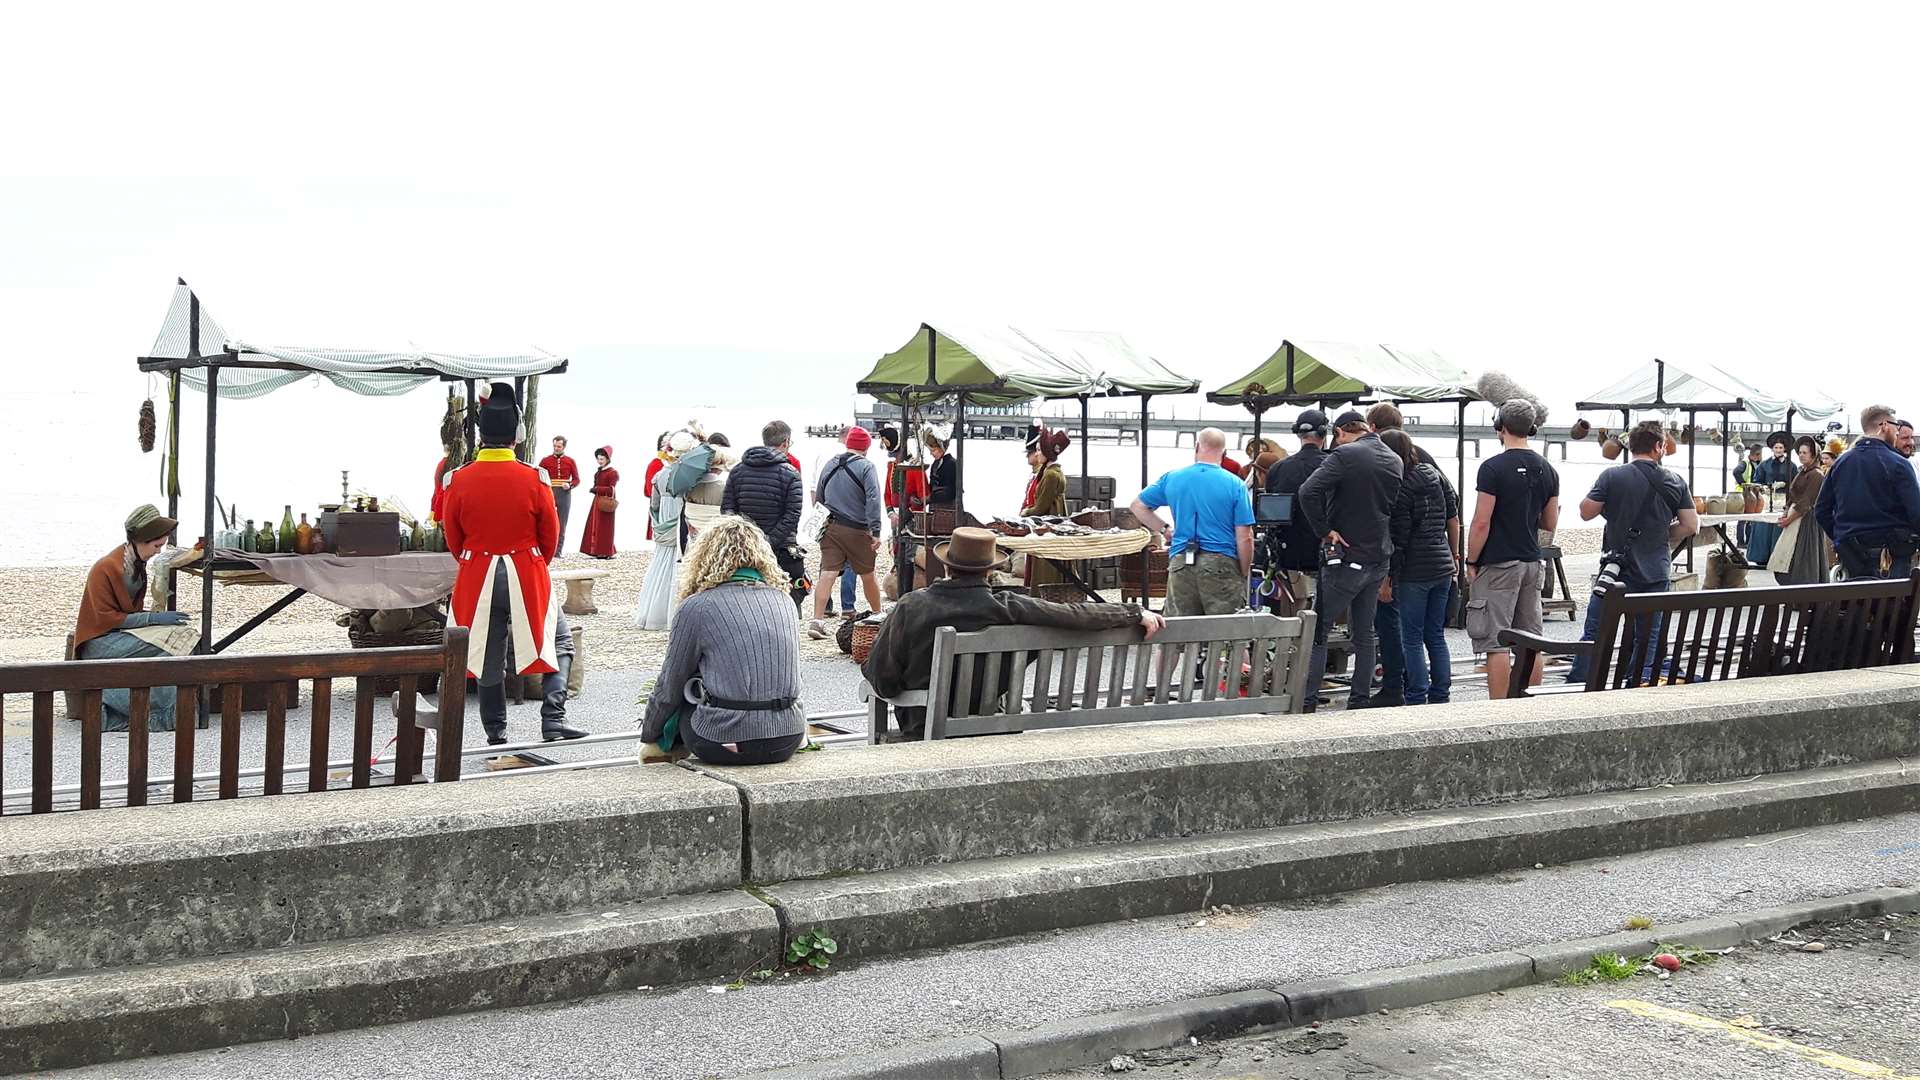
<box><xmin>541</xmin><ymin>653</ymin><xmax>587</xmax><ymax>741</ymax></box>
<box><xmin>478</xmin><ymin>681</ymin><xmax>508</xmax><ymax>745</ymax></box>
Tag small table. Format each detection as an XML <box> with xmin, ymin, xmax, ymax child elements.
<box><xmin>993</xmin><ymin>529</ymin><xmax>1155</xmax><ymax>603</ymax></box>
<box><xmin>179</xmin><ymin>549</ymin><xmax>458</xmax><ymax>652</ymax></box>
<box><xmin>552</xmin><ymin>567</ymin><xmax>610</xmax><ymax>615</ymax></box>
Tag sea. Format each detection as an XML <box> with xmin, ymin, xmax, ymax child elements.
<box><xmin>3</xmin><ymin>384</ymin><xmax>1755</xmax><ymax>568</ymax></box>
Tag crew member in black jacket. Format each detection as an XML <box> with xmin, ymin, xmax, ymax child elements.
<box><xmin>722</xmin><ymin>420</ymin><xmax>807</xmax><ymax>612</ymax></box>
<box><xmin>1264</xmin><ymin>409</ymin><xmax>1331</xmax><ymax>616</ymax></box>
<box><xmin>1296</xmin><ymin>410</ymin><xmax>1405</xmax><ymax>712</ymax></box>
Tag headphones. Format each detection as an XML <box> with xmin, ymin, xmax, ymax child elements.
<box><xmin>1492</xmin><ymin>400</ymin><xmax>1539</xmax><ymax>438</ymax></box>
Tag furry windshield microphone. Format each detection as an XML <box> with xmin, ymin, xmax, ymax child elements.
<box><xmin>1475</xmin><ymin>371</ymin><xmax>1550</xmax><ymax>428</ymax></box>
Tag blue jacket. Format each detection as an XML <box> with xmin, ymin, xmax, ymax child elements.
<box><xmin>1813</xmin><ymin>437</ymin><xmax>1920</xmax><ymax>545</ymax></box>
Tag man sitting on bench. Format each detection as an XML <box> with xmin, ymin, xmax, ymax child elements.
<box><xmin>862</xmin><ymin>527</ymin><xmax>1165</xmax><ymax>741</ymax></box>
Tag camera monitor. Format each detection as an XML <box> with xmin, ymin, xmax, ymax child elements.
<box><xmin>1255</xmin><ymin>492</ymin><xmax>1293</xmax><ymax>525</ymax></box>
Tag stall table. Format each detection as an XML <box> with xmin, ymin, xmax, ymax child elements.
<box><xmin>177</xmin><ymin>549</ymin><xmax>459</xmax><ymax>653</ymax></box>
<box><xmin>994</xmin><ymin>529</ymin><xmax>1154</xmax><ymax>603</ymax></box>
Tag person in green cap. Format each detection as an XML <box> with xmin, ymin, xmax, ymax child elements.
<box><xmin>72</xmin><ymin>505</ymin><xmax>197</xmax><ymax>730</ymax></box>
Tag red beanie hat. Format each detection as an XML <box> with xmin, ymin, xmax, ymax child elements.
<box><xmin>844</xmin><ymin>426</ymin><xmax>872</xmax><ymax>452</ymax></box>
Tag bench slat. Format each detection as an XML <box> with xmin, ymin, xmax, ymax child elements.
<box><xmin>173</xmin><ymin>687</ymin><xmax>197</xmax><ymax>803</ymax></box>
<box><xmin>78</xmin><ymin>690</ymin><xmax>102</xmax><ymax>811</ymax></box>
<box><xmin>1032</xmin><ymin>649</ymin><xmax>1055</xmax><ymax>712</ymax></box>
<box><xmin>1105</xmin><ymin>645</ymin><xmax>1128</xmax><ymax>708</ymax></box>
<box><xmin>952</xmin><ymin>649</ymin><xmax>978</xmax><ymax>722</ymax></box>
<box><xmin>126</xmin><ymin>688</ymin><xmax>149</xmax><ymax>807</ymax></box>
<box><xmin>980</xmin><ymin>652</ymin><xmax>1004</xmax><ymax>719</ymax></box>
<box><xmin>352</xmin><ymin>678</ymin><xmax>375</xmax><ymax>789</ymax></box>
<box><xmin>1081</xmin><ymin>645</ymin><xmax>1104</xmax><ymax>712</ymax></box>
<box><xmin>394</xmin><ymin>677</ymin><xmax>417</xmax><ymax>785</ymax></box>
<box><xmin>1199</xmin><ymin>642</ymin><xmax>1219</xmax><ymax>701</ymax></box>
<box><xmin>32</xmin><ymin>692</ymin><xmax>53</xmax><ymax>814</ymax></box>
<box><xmin>1129</xmin><ymin>644</ymin><xmax>1152</xmax><ymax>706</ymax></box>
<box><xmin>219</xmin><ymin>685</ymin><xmax>243</xmax><ymax>800</ymax></box>
<box><xmin>1005</xmin><ymin>650</ymin><xmax>1028</xmax><ymax>716</ymax></box>
<box><xmin>265</xmin><ymin>682</ymin><xmax>288</xmax><ymax>796</ymax></box>
<box><xmin>0</xmin><ymin>645</ymin><xmax>448</xmax><ymax>695</ymax></box>
<box><xmin>1057</xmin><ymin>647</ymin><xmax>1081</xmax><ymax>712</ymax></box>
<box><xmin>943</xmin><ymin>694</ymin><xmax>1296</xmax><ymax>736</ymax></box>
<box><xmin>310</xmin><ymin>679</ymin><xmax>333</xmax><ymax>792</ymax></box>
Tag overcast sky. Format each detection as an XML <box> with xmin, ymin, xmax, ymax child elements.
<box><xmin>3</xmin><ymin>1</ymin><xmax>1915</xmax><ymax>418</ymax></box>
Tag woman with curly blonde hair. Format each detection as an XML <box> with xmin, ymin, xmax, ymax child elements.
<box><xmin>641</xmin><ymin>515</ymin><xmax>805</xmax><ymax>765</ymax></box>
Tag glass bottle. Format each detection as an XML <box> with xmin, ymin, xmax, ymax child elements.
<box><xmin>279</xmin><ymin>505</ymin><xmax>296</xmax><ymax>553</ymax></box>
<box><xmin>255</xmin><ymin>522</ymin><xmax>276</xmax><ymax>554</ymax></box>
<box><xmin>295</xmin><ymin>514</ymin><xmax>314</xmax><ymax>555</ymax></box>
<box><xmin>409</xmin><ymin>518</ymin><xmax>425</xmax><ymax>552</ymax></box>
<box><xmin>241</xmin><ymin>519</ymin><xmax>257</xmax><ymax>553</ymax></box>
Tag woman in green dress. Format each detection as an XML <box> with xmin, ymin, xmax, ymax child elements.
<box><xmin>1021</xmin><ymin>425</ymin><xmax>1071</xmax><ymax>590</ymax></box>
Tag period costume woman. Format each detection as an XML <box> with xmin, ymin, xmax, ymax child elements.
<box><xmin>1021</xmin><ymin>425</ymin><xmax>1071</xmax><ymax>590</ymax></box>
<box><xmin>641</xmin><ymin>516</ymin><xmax>806</xmax><ymax>766</ymax></box>
<box><xmin>923</xmin><ymin>428</ymin><xmax>958</xmax><ymax>507</ymax></box>
<box><xmin>635</xmin><ymin>431</ymin><xmax>709</xmax><ymax>630</ymax></box>
<box><xmin>1768</xmin><ymin>436</ymin><xmax>1831</xmax><ymax>585</ymax></box>
<box><xmin>1744</xmin><ymin>432</ymin><xmax>1798</xmax><ymax>566</ymax></box>
<box><xmin>579</xmin><ymin>446</ymin><xmax>619</xmax><ymax>559</ymax></box>
<box><xmin>74</xmin><ymin>505</ymin><xmax>196</xmax><ymax>731</ymax></box>
<box><xmin>642</xmin><ymin>431</ymin><xmax>670</xmax><ymax>540</ymax></box>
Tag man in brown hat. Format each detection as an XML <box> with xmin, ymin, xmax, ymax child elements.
<box><xmin>862</xmin><ymin>527</ymin><xmax>1165</xmax><ymax>740</ymax></box>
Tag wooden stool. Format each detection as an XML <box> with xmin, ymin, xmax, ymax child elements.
<box><xmin>551</xmin><ymin>567</ymin><xmax>610</xmax><ymax>616</ymax></box>
<box><xmin>1539</xmin><ymin>544</ymin><xmax>1578</xmax><ymax>621</ymax></box>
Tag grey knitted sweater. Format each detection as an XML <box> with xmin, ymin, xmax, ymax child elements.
<box><xmin>642</xmin><ymin>582</ymin><xmax>805</xmax><ymax>745</ymax></box>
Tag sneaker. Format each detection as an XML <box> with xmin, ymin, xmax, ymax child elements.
<box><xmin>807</xmin><ymin>619</ymin><xmax>830</xmax><ymax>640</ymax></box>
<box><xmin>1365</xmin><ymin>691</ymin><xmax>1406</xmax><ymax>709</ymax></box>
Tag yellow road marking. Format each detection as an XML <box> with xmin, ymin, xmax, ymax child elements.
<box><xmin>1608</xmin><ymin>999</ymin><xmax>1920</xmax><ymax>1079</ymax></box>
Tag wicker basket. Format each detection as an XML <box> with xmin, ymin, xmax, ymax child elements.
<box><xmin>851</xmin><ymin>620</ymin><xmax>882</xmax><ymax>664</ymax></box>
<box><xmin>347</xmin><ymin>625</ymin><xmax>446</xmax><ymax>695</ymax></box>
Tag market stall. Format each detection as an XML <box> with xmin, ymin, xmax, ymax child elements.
<box><xmin>1575</xmin><ymin>358</ymin><xmax>1843</xmax><ymax>574</ymax></box>
<box><xmin>1207</xmin><ymin>339</ymin><xmax>1479</xmax><ymax>500</ymax></box>
<box><xmin>857</xmin><ymin>322</ymin><xmax>1199</xmax><ymax>599</ymax></box>
<box><xmin>135</xmin><ymin>280</ymin><xmax>569</xmax><ymax>654</ymax></box>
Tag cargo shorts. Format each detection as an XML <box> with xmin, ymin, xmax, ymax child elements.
<box><xmin>1166</xmin><ymin>552</ymin><xmax>1247</xmax><ymax>617</ymax></box>
<box><xmin>1465</xmin><ymin>559</ymin><xmax>1544</xmax><ymax>653</ymax></box>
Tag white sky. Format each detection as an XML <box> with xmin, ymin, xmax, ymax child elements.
<box><xmin>3</xmin><ymin>1</ymin><xmax>1916</xmax><ymax>418</ymax></box>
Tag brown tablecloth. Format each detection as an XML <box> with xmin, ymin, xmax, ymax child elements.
<box><xmin>206</xmin><ymin>550</ymin><xmax>459</xmax><ymax>610</ymax></box>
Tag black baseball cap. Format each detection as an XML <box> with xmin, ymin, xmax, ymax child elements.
<box><xmin>1291</xmin><ymin>408</ymin><xmax>1329</xmax><ymax>434</ymax></box>
<box><xmin>1333</xmin><ymin>409</ymin><xmax>1367</xmax><ymax>428</ymax></box>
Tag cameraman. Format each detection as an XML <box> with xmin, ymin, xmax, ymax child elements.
<box><xmin>1263</xmin><ymin>408</ymin><xmax>1331</xmax><ymax>616</ymax></box>
<box><xmin>1568</xmin><ymin>422</ymin><xmax>1697</xmax><ymax>683</ymax></box>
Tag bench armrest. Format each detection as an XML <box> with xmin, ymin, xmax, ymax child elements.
<box><xmin>1498</xmin><ymin>631</ymin><xmax>1592</xmax><ymax>660</ymax></box>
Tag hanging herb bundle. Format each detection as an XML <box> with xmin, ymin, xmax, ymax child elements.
<box><xmin>139</xmin><ymin>398</ymin><xmax>156</xmax><ymax>452</ymax></box>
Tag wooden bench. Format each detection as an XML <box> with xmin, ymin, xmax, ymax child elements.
<box><xmin>2</xmin><ymin>629</ymin><xmax>468</xmax><ymax>815</ymax></box>
<box><xmin>1501</xmin><ymin>572</ymin><xmax>1920</xmax><ymax>697</ymax></box>
<box><xmin>866</xmin><ymin>612</ymin><xmax>1315</xmax><ymax>741</ymax></box>
<box><xmin>551</xmin><ymin>567</ymin><xmax>610</xmax><ymax>616</ymax></box>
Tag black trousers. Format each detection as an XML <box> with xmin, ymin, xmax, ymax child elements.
<box><xmin>1837</xmin><ymin>531</ymin><xmax>1918</xmax><ymax>580</ymax></box>
<box><xmin>686</xmin><ymin>728</ymin><xmax>803</xmax><ymax>765</ymax></box>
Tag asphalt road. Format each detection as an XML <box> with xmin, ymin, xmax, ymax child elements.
<box><xmin>1052</xmin><ymin>913</ymin><xmax>1920</xmax><ymax>1080</ymax></box>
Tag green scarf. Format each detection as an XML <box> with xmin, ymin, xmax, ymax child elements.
<box><xmin>657</xmin><ymin>566</ymin><xmax>767</xmax><ymax>753</ymax></box>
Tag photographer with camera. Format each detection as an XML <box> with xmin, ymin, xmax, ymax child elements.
<box><xmin>1567</xmin><ymin>421</ymin><xmax>1697</xmax><ymax>683</ymax></box>
<box><xmin>1814</xmin><ymin>404</ymin><xmax>1920</xmax><ymax>580</ymax></box>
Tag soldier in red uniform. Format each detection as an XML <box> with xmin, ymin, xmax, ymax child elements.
<box><xmin>537</xmin><ymin>435</ymin><xmax>582</xmax><ymax>556</ymax></box>
<box><xmin>440</xmin><ymin>383</ymin><xmax>586</xmax><ymax>744</ymax></box>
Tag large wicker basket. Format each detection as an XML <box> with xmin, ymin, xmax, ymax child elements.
<box><xmin>347</xmin><ymin>625</ymin><xmax>446</xmax><ymax>695</ymax></box>
<box><xmin>851</xmin><ymin>620</ymin><xmax>882</xmax><ymax>664</ymax></box>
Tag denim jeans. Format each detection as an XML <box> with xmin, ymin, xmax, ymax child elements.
<box><xmin>75</xmin><ymin>630</ymin><xmax>181</xmax><ymax>732</ymax></box>
<box><xmin>838</xmin><ymin>565</ymin><xmax>856</xmax><ymax>610</ymax></box>
<box><xmin>1568</xmin><ymin>579</ymin><xmax>1670</xmax><ymax>684</ymax></box>
<box><xmin>1836</xmin><ymin>533</ymin><xmax>1918</xmax><ymax>580</ymax></box>
<box><xmin>1373</xmin><ymin>598</ymin><xmax>1404</xmax><ymax>697</ymax></box>
<box><xmin>1396</xmin><ymin>577</ymin><xmax>1453</xmax><ymax>704</ymax></box>
<box><xmin>1303</xmin><ymin>561</ymin><xmax>1386</xmax><ymax>711</ymax></box>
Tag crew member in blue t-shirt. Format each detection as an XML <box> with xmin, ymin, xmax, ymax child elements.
<box><xmin>1129</xmin><ymin>427</ymin><xmax>1256</xmax><ymax>616</ymax></box>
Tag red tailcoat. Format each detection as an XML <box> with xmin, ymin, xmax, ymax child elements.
<box><xmin>440</xmin><ymin>450</ymin><xmax>561</xmax><ymax>678</ymax></box>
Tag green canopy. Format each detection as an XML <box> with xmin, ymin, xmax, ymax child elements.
<box><xmin>858</xmin><ymin>323</ymin><xmax>1198</xmax><ymax>407</ymax></box>
<box><xmin>1209</xmin><ymin>340</ymin><xmax>1475</xmax><ymax>406</ymax></box>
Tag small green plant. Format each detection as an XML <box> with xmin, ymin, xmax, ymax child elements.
<box><xmin>1625</xmin><ymin>915</ymin><xmax>1653</xmax><ymax>931</ymax></box>
<box><xmin>1562</xmin><ymin>952</ymin><xmax>1641</xmax><ymax>986</ymax></box>
<box><xmin>785</xmin><ymin>929</ymin><xmax>839</xmax><ymax>971</ymax></box>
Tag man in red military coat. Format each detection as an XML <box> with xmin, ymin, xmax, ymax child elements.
<box><xmin>440</xmin><ymin>382</ymin><xmax>585</xmax><ymax>744</ymax></box>
<box><xmin>537</xmin><ymin>435</ymin><xmax>582</xmax><ymax>556</ymax></box>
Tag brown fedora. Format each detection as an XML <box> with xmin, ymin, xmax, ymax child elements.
<box><xmin>933</xmin><ymin>527</ymin><xmax>1010</xmax><ymax>573</ymax></box>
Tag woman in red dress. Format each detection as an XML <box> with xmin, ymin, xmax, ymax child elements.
<box><xmin>642</xmin><ymin>431</ymin><xmax>670</xmax><ymax>540</ymax></box>
<box><xmin>579</xmin><ymin>446</ymin><xmax>619</xmax><ymax>559</ymax></box>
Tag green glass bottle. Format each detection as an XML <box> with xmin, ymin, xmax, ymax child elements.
<box><xmin>279</xmin><ymin>505</ymin><xmax>296</xmax><ymax>553</ymax></box>
<box><xmin>256</xmin><ymin>521</ymin><xmax>276</xmax><ymax>554</ymax></box>
<box><xmin>241</xmin><ymin>519</ymin><xmax>257</xmax><ymax>553</ymax></box>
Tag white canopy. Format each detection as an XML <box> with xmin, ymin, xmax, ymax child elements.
<box><xmin>143</xmin><ymin>282</ymin><xmax>565</xmax><ymax>399</ymax></box>
<box><xmin>1578</xmin><ymin>359</ymin><xmax>1843</xmax><ymax>427</ymax></box>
